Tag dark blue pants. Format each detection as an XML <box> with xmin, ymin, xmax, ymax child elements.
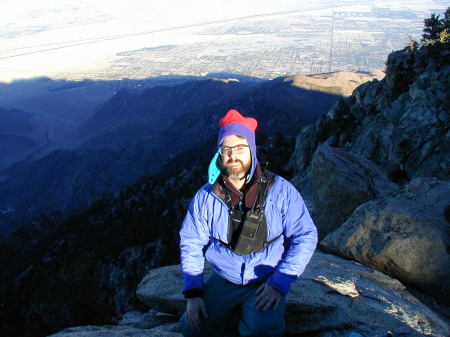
<box><xmin>179</xmin><ymin>271</ymin><xmax>285</xmax><ymax>337</ymax></box>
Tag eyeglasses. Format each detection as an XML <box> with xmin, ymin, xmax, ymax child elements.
<box><xmin>219</xmin><ymin>144</ymin><xmax>249</xmax><ymax>156</ymax></box>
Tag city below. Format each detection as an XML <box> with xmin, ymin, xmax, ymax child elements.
<box><xmin>0</xmin><ymin>1</ymin><xmax>447</xmax><ymax>82</ymax></box>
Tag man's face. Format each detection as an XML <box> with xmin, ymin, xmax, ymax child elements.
<box><xmin>220</xmin><ymin>135</ymin><xmax>252</xmax><ymax>180</ymax></box>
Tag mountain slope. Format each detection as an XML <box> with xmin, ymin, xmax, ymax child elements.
<box><xmin>0</xmin><ymin>106</ymin><xmax>49</xmax><ymax>172</ymax></box>
<box><xmin>0</xmin><ymin>76</ymin><xmax>201</xmax><ymax>172</ymax></box>
<box><xmin>0</xmin><ymin>78</ymin><xmax>342</xmax><ymax>238</ymax></box>
<box><xmin>76</xmin><ymin>79</ymin><xmax>256</xmax><ymax>152</ymax></box>
<box><xmin>0</xmin><ymin>128</ymin><xmax>295</xmax><ymax>337</ymax></box>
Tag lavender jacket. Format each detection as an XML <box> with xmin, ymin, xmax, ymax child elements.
<box><xmin>179</xmin><ymin>174</ymin><xmax>318</xmax><ymax>295</ymax></box>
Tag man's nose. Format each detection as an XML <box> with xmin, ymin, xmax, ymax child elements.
<box><xmin>229</xmin><ymin>150</ymin><xmax>240</xmax><ymax>159</ymax></box>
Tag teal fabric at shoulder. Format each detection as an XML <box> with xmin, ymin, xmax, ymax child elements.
<box><xmin>208</xmin><ymin>151</ymin><xmax>221</xmax><ymax>184</ymax></box>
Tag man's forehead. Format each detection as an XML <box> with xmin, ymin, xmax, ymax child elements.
<box><xmin>222</xmin><ymin>135</ymin><xmax>248</xmax><ymax>146</ymax></box>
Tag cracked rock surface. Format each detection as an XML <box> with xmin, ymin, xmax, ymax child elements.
<box><xmin>135</xmin><ymin>251</ymin><xmax>448</xmax><ymax>337</ymax></box>
<box><xmin>47</xmin><ymin>324</ymin><xmax>182</xmax><ymax>337</ymax></box>
<box><xmin>321</xmin><ymin>177</ymin><xmax>450</xmax><ymax>304</ymax></box>
<box><xmin>310</xmin><ymin>143</ymin><xmax>398</xmax><ymax>237</ymax></box>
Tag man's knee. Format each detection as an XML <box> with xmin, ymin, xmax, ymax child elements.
<box><xmin>240</xmin><ymin>318</ymin><xmax>285</xmax><ymax>337</ymax></box>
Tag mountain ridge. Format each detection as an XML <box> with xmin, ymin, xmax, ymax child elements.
<box><xmin>0</xmin><ymin>77</ymin><xmax>344</xmax><ymax>239</ymax></box>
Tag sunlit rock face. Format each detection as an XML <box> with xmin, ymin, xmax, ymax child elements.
<box><xmin>133</xmin><ymin>252</ymin><xmax>449</xmax><ymax>337</ymax></box>
<box><xmin>321</xmin><ymin>178</ymin><xmax>450</xmax><ymax>304</ymax></box>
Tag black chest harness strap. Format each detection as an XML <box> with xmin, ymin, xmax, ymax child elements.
<box><xmin>220</xmin><ymin>172</ymin><xmax>283</xmax><ymax>256</ymax></box>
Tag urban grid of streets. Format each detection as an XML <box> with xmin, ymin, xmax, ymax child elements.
<box><xmin>0</xmin><ymin>1</ymin><xmax>447</xmax><ymax>82</ymax></box>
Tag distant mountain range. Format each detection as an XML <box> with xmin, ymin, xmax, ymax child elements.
<box><xmin>0</xmin><ymin>106</ymin><xmax>49</xmax><ymax>172</ymax></box>
<box><xmin>0</xmin><ymin>73</ymin><xmax>360</xmax><ymax>239</ymax></box>
<box><xmin>0</xmin><ymin>75</ymin><xmax>202</xmax><ymax>173</ymax></box>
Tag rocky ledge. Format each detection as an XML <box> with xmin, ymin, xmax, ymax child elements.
<box><xmin>49</xmin><ymin>251</ymin><xmax>449</xmax><ymax>337</ymax></box>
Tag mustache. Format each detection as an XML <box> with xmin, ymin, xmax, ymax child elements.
<box><xmin>225</xmin><ymin>159</ymin><xmax>243</xmax><ymax>165</ymax></box>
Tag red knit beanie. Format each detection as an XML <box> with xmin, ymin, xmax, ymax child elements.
<box><xmin>219</xmin><ymin>109</ymin><xmax>258</xmax><ymax>133</ymax></box>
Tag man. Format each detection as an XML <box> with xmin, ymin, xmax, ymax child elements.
<box><xmin>179</xmin><ymin>109</ymin><xmax>318</xmax><ymax>337</ymax></box>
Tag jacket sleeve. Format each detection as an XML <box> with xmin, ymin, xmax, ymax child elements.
<box><xmin>267</xmin><ymin>179</ymin><xmax>318</xmax><ymax>295</ymax></box>
<box><xmin>179</xmin><ymin>188</ymin><xmax>211</xmax><ymax>294</ymax></box>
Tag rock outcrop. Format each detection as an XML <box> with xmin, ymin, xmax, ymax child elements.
<box><xmin>48</xmin><ymin>324</ymin><xmax>181</xmax><ymax>337</ymax></box>
<box><xmin>134</xmin><ymin>252</ymin><xmax>449</xmax><ymax>337</ymax></box>
<box><xmin>48</xmin><ymin>306</ymin><xmax>182</xmax><ymax>336</ymax></box>
<box><xmin>289</xmin><ymin>42</ymin><xmax>449</xmax><ymax>187</ymax></box>
<box><xmin>287</xmin><ymin>41</ymin><xmax>449</xmax><ymax>306</ymax></box>
<box><xmin>321</xmin><ymin>177</ymin><xmax>450</xmax><ymax>303</ymax></box>
<box><xmin>309</xmin><ymin>143</ymin><xmax>398</xmax><ymax>238</ymax></box>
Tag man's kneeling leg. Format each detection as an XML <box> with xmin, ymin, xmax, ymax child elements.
<box><xmin>179</xmin><ymin>272</ymin><xmax>249</xmax><ymax>337</ymax></box>
<box><xmin>239</xmin><ymin>290</ymin><xmax>286</xmax><ymax>337</ymax></box>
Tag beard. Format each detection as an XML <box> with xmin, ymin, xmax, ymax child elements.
<box><xmin>221</xmin><ymin>157</ymin><xmax>251</xmax><ymax>180</ymax></box>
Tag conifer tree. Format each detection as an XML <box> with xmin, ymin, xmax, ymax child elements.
<box><xmin>444</xmin><ymin>7</ymin><xmax>450</xmax><ymax>30</ymax></box>
<box><xmin>422</xmin><ymin>13</ymin><xmax>443</xmax><ymax>41</ymax></box>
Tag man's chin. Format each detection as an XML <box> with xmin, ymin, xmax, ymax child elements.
<box><xmin>227</xmin><ymin>168</ymin><xmax>248</xmax><ymax>180</ymax></box>
<box><xmin>228</xmin><ymin>173</ymin><xmax>246</xmax><ymax>180</ymax></box>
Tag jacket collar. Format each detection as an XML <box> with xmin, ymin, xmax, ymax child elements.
<box><xmin>211</xmin><ymin>164</ymin><xmax>275</xmax><ymax>208</ymax></box>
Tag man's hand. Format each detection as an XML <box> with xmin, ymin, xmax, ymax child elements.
<box><xmin>255</xmin><ymin>283</ymin><xmax>282</xmax><ymax>311</ymax></box>
<box><xmin>187</xmin><ymin>297</ymin><xmax>208</xmax><ymax>330</ymax></box>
